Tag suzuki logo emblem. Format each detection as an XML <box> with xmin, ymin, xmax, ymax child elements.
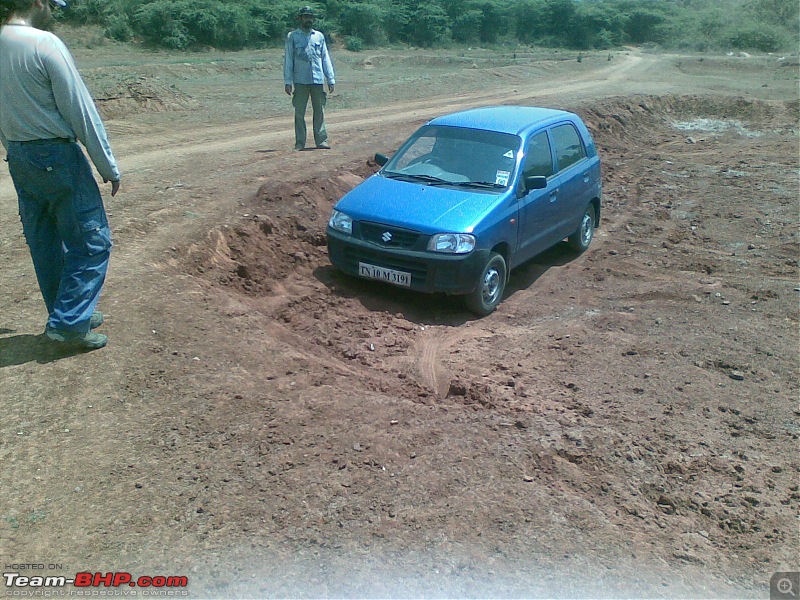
<box><xmin>381</xmin><ymin>231</ymin><xmax>393</xmax><ymax>243</ymax></box>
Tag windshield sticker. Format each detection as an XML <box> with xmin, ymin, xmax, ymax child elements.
<box><xmin>503</xmin><ymin>150</ymin><xmax>514</xmax><ymax>158</ymax></box>
<box><xmin>495</xmin><ymin>170</ymin><xmax>510</xmax><ymax>186</ymax></box>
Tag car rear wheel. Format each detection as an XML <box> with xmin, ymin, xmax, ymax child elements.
<box><xmin>568</xmin><ymin>203</ymin><xmax>596</xmax><ymax>253</ymax></box>
<box><xmin>465</xmin><ymin>252</ymin><xmax>506</xmax><ymax>316</ymax></box>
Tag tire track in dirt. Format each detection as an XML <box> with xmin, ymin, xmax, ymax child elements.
<box><xmin>415</xmin><ymin>327</ymin><xmax>477</xmax><ymax>396</ymax></box>
<box><xmin>261</xmin><ymin>320</ymin><xmax>365</xmax><ymax>380</ymax></box>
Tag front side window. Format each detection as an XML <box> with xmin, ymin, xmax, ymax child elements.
<box><xmin>384</xmin><ymin>125</ymin><xmax>520</xmax><ymax>188</ymax></box>
<box><xmin>522</xmin><ymin>131</ymin><xmax>554</xmax><ymax>179</ymax></box>
<box><xmin>551</xmin><ymin>123</ymin><xmax>586</xmax><ymax>172</ymax></box>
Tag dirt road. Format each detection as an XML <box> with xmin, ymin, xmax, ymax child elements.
<box><xmin>1</xmin><ymin>49</ymin><xmax>798</xmax><ymax>598</ymax></box>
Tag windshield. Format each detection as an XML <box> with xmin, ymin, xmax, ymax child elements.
<box><xmin>383</xmin><ymin>125</ymin><xmax>520</xmax><ymax>189</ymax></box>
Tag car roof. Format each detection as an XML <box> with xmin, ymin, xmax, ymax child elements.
<box><xmin>427</xmin><ymin>105</ymin><xmax>574</xmax><ymax>136</ymax></box>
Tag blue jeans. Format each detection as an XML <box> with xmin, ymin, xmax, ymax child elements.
<box><xmin>292</xmin><ymin>83</ymin><xmax>328</xmax><ymax>149</ymax></box>
<box><xmin>7</xmin><ymin>139</ymin><xmax>111</xmax><ymax>334</ymax></box>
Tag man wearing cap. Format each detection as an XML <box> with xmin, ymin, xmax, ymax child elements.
<box><xmin>0</xmin><ymin>0</ymin><xmax>121</xmax><ymax>350</ymax></box>
<box><xmin>284</xmin><ymin>5</ymin><xmax>335</xmax><ymax>150</ymax></box>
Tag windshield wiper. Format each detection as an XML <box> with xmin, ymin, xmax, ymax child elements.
<box><xmin>383</xmin><ymin>172</ymin><xmax>503</xmax><ymax>188</ymax></box>
<box><xmin>383</xmin><ymin>172</ymin><xmax>448</xmax><ymax>184</ymax></box>
<box><xmin>428</xmin><ymin>180</ymin><xmax>506</xmax><ymax>189</ymax></box>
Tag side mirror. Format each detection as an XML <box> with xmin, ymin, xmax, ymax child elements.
<box><xmin>524</xmin><ymin>175</ymin><xmax>547</xmax><ymax>191</ymax></box>
<box><xmin>374</xmin><ymin>153</ymin><xmax>389</xmax><ymax>166</ymax></box>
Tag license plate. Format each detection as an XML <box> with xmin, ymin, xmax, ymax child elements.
<box><xmin>358</xmin><ymin>262</ymin><xmax>412</xmax><ymax>287</ymax></box>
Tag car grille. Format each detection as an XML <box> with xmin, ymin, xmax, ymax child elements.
<box><xmin>358</xmin><ymin>222</ymin><xmax>421</xmax><ymax>249</ymax></box>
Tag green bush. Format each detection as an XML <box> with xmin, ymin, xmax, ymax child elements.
<box><xmin>64</xmin><ymin>0</ymin><xmax>111</xmax><ymax>25</ymax></box>
<box><xmin>105</xmin><ymin>13</ymin><xmax>133</xmax><ymax>42</ymax></box>
<box><xmin>727</xmin><ymin>23</ymin><xmax>787</xmax><ymax>52</ymax></box>
<box><xmin>242</xmin><ymin>1</ymin><xmax>301</xmax><ymax>45</ymax></box>
<box><xmin>593</xmin><ymin>28</ymin><xmax>616</xmax><ymax>50</ymax></box>
<box><xmin>346</xmin><ymin>35</ymin><xmax>364</xmax><ymax>51</ymax></box>
<box><xmin>452</xmin><ymin>9</ymin><xmax>483</xmax><ymax>43</ymax></box>
<box><xmin>131</xmin><ymin>0</ymin><xmax>254</xmax><ymax>49</ymax></box>
<box><xmin>409</xmin><ymin>3</ymin><xmax>451</xmax><ymax>47</ymax></box>
<box><xmin>205</xmin><ymin>3</ymin><xmax>251</xmax><ymax>50</ymax></box>
<box><xmin>133</xmin><ymin>1</ymin><xmax>193</xmax><ymax>48</ymax></box>
<box><xmin>336</xmin><ymin>2</ymin><xmax>388</xmax><ymax>46</ymax></box>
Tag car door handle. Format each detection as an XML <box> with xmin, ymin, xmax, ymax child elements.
<box><xmin>583</xmin><ymin>176</ymin><xmax>590</xmax><ymax>183</ymax></box>
<box><xmin>549</xmin><ymin>189</ymin><xmax>559</xmax><ymax>202</ymax></box>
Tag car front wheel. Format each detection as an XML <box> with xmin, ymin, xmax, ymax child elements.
<box><xmin>568</xmin><ymin>203</ymin><xmax>596</xmax><ymax>252</ymax></box>
<box><xmin>465</xmin><ymin>252</ymin><xmax>507</xmax><ymax>316</ymax></box>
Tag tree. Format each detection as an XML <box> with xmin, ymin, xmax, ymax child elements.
<box><xmin>748</xmin><ymin>0</ymin><xmax>799</xmax><ymax>23</ymax></box>
<box><xmin>408</xmin><ymin>2</ymin><xmax>450</xmax><ymax>47</ymax></box>
<box><xmin>571</xmin><ymin>2</ymin><xmax>627</xmax><ymax>49</ymax></box>
<box><xmin>477</xmin><ymin>0</ymin><xmax>510</xmax><ymax>44</ymax></box>
<box><xmin>336</xmin><ymin>1</ymin><xmax>390</xmax><ymax>46</ymax></box>
<box><xmin>542</xmin><ymin>0</ymin><xmax>578</xmax><ymax>39</ymax></box>
<box><xmin>515</xmin><ymin>0</ymin><xmax>549</xmax><ymax>44</ymax></box>
<box><xmin>383</xmin><ymin>0</ymin><xmax>413</xmax><ymax>43</ymax></box>
<box><xmin>452</xmin><ymin>8</ymin><xmax>483</xmax><ymax>43</ymax></box>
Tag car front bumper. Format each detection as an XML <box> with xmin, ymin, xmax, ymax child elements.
<box><xmin>327</xmin><ymin>228</ymin><xmax>490</xmax><ymax>295</ymax></box>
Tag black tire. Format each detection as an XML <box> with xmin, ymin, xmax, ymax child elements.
<box><xmin>568</xmin><ymin>203</ymin><xmax>596</xmax><ymax>253</ymax></box>
<box><xmin>464</xmin><ymin>252</ymin><xmax>507</xmax><ymax>316</ymax></box>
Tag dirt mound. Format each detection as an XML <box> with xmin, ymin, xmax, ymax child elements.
<box><xmin>578</xmin><ymin>94</ymin><xmax>798</xmax><ymax>145</ymax></box>
<box><xmin>183</xmin><ymin>166</ymin><xmax>376</xmax><ymax>296</ymax></box>
<box><xmin>88</xmin><ymin>73</ymin><xmax>197</xmax><ymax>119</ymax></box>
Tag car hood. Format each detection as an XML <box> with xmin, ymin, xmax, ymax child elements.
<box><xmin>333</xmin><ymin>175</ymin><xmax>503</xmax><ymax>233</ymax></box>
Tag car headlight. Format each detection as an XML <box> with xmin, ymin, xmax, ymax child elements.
<box><xmin>329</xmin><ymin>210</ymin><xmax>353</xmax><ymax>235</ymax></box>
<box><xmin>428</xmin><ymin>233</ymin><xmax>475</xmax><ymax>254</ymax></box>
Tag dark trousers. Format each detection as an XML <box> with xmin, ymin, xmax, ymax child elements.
<box><xmin>292</xmin><ymin>83</ymin><xmax>328</xmax><ymax>149</ymax></box>
<box><xmin>7</xmin><ymin>139</ymin><xmax>111</xmax><ymax>334</ymax></box>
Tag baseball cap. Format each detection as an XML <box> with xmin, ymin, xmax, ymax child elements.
<box><xmin>298</xmin><ymin>6</ymin><xmax>315</xmax><ymax>16</ymax></box>
<box><xmin>50</xmin><ymin>0</ymin><xmax>68</xmax><ymax>7</ymax></box>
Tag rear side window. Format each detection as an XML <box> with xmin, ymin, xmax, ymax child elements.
<box><xmin>522</xmin><ymin>131</ymin><xmax>553</xmax><ymax>179</ymax></box>
<box><xmin>551</xmin><ymin>123</ymin><xmax>586</xmax><ymax>172</ymax></box>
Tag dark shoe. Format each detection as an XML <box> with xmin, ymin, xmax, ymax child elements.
<box><xmin>316</xmin><ymin>142</ymin><xmax>331</xmax><ymax>149</ymax></box>
<box><xmin>45</xmin><ymin>325</ymin><xmax>108</xmax><ymax>350</ymax></box>
<box><xmin>90</xmin><ymin>312</ymin><xmax>104</xmax><ymax>329</ymax></box>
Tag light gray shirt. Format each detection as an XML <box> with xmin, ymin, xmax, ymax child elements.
<box><xmin>0</xmin><ymin>24</ymin><xmax>120</xmax><ymax>182</ymax></box>
<box><xmin>283</xmin><ymin>29</ymin><xmax>335</xmax><ymax>86</ymax></box>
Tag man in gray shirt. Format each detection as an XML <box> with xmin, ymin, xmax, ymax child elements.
<box><xmin>284</xmin><ymin>5</ymin><xmax>335</xmax><ymax>151</ymax></box>
<box><xmin>0</xmin><ymin>0</ymin><xmax>121</xmax><ymax>350</ymax></box>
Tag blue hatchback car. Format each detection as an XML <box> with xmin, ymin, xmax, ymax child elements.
<box><xmin>327</xmin><ymin>106</ymin><xmax>602</xmax><ymax>315</ymax></box>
